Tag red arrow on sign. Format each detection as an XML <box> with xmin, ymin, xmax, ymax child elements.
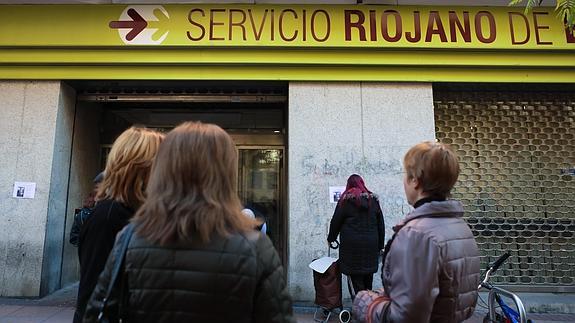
<box><xmin>109</xmin><ymin>8</ymin><xmax>147</xmax><ymax>41</ymax></box>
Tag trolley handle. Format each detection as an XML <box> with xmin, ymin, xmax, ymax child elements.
<box><xmin>329</xmin><ymin>240</ymin><xmax>340</xmax><ymax>249</ymax></box>
<box><xmin>489</xmin><ymin>252</ymin><xmax>510</xmax><ymax>273</ymax></box>
<box><xmin>327</xmin><ymin>240</ymin><xmax>339</xmax><ymax>258</ymax></box>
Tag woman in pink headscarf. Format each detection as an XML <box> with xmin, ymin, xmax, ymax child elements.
<box><xmin>328</xmin><ymin>174</ymin><xmax>385</xmax><ymax>294</ymax></box>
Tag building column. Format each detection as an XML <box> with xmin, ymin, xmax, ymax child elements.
<box><xmin>287</xmin><ymin>82</ymin><xmax>435</xmax><ymax>300</ymax></box>
<box><xmin>0</xmin><ymin>81</ymin><xmax>75</xmax><ymax>297</ymax></box>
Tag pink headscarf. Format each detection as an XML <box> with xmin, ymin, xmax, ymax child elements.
<box><xmin>339</xmin><ymin>174</ymin><xmax>372</xmax><ymax>205</ymax></box>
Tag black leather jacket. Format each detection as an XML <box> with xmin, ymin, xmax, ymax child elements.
<box><xmin>69</xmin><ymin>207</ymin><xmax>92</xmax><ymax>246</ymax></box>
<box><xmin>84</xmin><ymin>227</ymin><xmax>295</xmax><ymax>323</ymax></box>
<box><xmin>75</xmin><ymin>200</ymin><xmax>133</xmax><ymax>323</ymax></box>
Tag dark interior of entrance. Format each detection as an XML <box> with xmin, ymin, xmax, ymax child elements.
<box><xmin>61</xmin><ymin>81</ymin><xmax>288</xmax><ymax>287</ymax></box>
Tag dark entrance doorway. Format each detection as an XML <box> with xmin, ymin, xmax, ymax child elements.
<box><xmin>61</xmin><ymin>81</ymin><xmax>288</xmax><ymax>287</ymax></box>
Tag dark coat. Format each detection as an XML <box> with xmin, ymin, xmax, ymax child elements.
<box><xmin>83</xmin><ymin>226</ymin><xmax>296</xmax><ymax>323</ymax></box>
<box><xmin>327</xmin><ymin>193</ymin><xmax>385</xmax><ymax>275</ymax></box>
<box><xmin>74</xmin><ymin>199</ymin><xmax>133</xmax><ymax>323</ymax></box>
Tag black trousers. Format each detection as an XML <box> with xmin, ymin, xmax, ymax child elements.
<box><xmin>349</xmin><ymin>274</ymin><xmax>374</xmax><ymax>294</ymax></box>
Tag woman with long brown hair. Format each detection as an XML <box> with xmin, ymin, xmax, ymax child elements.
<box><xmin>84</xmin><ymin>122</ymin><xmax>295</xmax><ymax>323</ymax></box>
<box><xmin>74</xmin><ymin>126</ymin><xmax>164</xmax><ymax>323</ymax></box>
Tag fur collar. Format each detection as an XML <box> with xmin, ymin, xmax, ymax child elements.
<box><xmin>341</xmin><ymin>192</ymin><xmax>378</xmax><ymax>200</ymax></box>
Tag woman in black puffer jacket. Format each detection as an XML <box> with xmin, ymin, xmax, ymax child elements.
<box><xmin>84</xmin><ymin>122</ymin><xmax>295</xmax><ymax>323</ymax></box>
<box><xmin>328</xmin><ymin>174</ymin><xmax>385</xmax><ymax>294</ymax></box>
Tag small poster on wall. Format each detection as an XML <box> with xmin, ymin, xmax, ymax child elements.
<box><xmin>329</xmin><ymin>186</ymin><xmax>346</xmax><ymax>204</ymax></box>
<box><xmin>13</xmin><ymin>182</ymin><xmax>36</xmax><ymax>199</ymax></box>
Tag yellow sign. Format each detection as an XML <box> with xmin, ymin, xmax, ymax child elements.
<box><xmin>0</xmin><ymin>4</ymin><xmax>574</xmax><ymax>81</ymax></box>
<box><xmin>1</xmin><ymin>4</ymin><xmax>574</xmax><ymax>49</ymax></box>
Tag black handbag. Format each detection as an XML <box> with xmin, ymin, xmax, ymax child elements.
<box><xmin>97</xmin><ymin>223</ymin><xmax>135</xmax><ymax>323</ymax></box>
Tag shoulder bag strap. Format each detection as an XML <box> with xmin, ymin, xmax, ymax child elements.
<box><xmin>380</xmin><ymin>215</ymin><xmax>441</xmax><ymax>286</ymax></box>
<box><xmin>381</xmin><ymin>213</ymin><xmax>456</xmax><ymax>270</ymax></box>
<box><xmin>97</xmin><ymin>223</ymin><xmax>135</xmax><ymax>322</ymax></box>
<box><xmin>380</xmin><ymin>217</ymin><xmax>418</xmax><ymax>273</ymax></box>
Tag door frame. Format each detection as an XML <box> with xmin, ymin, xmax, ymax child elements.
<box><xmin>236</xmin><ymin>145</ymin><xmax>287</xmax><ymax>267</ymax></box>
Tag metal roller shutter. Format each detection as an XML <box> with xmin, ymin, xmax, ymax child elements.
<box><xmin>434</xmin><ymin>91</ymin><xmax>575</xmax><ymax>292</ymax></box>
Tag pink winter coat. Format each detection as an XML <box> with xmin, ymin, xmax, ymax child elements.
<box><xmin>374</xmin><ymin>200</ymin><xmax>480</xmax><ymax>323</ymax></box>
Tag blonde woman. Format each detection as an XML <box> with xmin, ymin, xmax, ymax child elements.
<box><xmin>84</xmin><ymin>122</ymin><xmax>295</xmax><ymax>323</ymax></box>
<box><xmin>74</xmin><ymin>127</ymin><xmax>164</xmax><ymax>323</ymax></box>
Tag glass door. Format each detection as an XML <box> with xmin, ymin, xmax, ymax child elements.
<box><xmin>238</xmin><ymin>148</ymin><xmax>285</xmax><ymax>263</ymax></box>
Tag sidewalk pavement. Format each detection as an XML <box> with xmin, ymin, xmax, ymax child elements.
<box><xmin>1</xmin><ymin>284</ymin><xmax>575</xmax><ymax>323</ymax></box>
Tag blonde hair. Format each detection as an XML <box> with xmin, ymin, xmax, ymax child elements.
<box><xmin>403</xmin><ymin>141</ymin><xmax>460</xmax><ymax>198</ymax></box>
<box><xmin>134</xmin><ymin>122</ymin><xmax>257</xmax><ymax>245</ymax></box>
<box><xmin>97</xmin><ymin>127</ymin><xmax>164</xmax><ymax>209</ymax></box>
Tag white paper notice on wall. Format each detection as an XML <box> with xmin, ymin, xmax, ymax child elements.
<box><xmin>329</xmin><ymin>186</ymin><xmax>346</xmax><ymax>204</ymax></box>
<box><xmin>13</xmin><ymin>182</ymin><xmax>36</xmax><ymax>199</ymax></box>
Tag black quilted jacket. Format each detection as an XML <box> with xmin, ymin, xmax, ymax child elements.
<box><xmin>327</xmin><ymin>193</ymin><xmax>385</xmax><ymax>275</ymax></box>
<box><xmin>84</xmin><ymin>226</ymin><xmax>295</xmax><ymax>323</ymax></box>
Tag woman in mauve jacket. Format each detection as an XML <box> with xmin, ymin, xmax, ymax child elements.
<box><xmin>84</xmin><ymin>122</ymin><xmax>295</xmax><ymax>323</ymax></box>
<box><xmin>355</xmin><ymin>141</ymin><xmax>481</xmax><ymax>323</ymax></box>
<box><xmin>328</xmin><ymin>174</ymin><xmax>385</xmax><ymax>294</ymax></box>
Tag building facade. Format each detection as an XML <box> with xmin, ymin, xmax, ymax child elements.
<box><xmin>0</xmin><ymin>0</ymin><xmax>573</xmax><ymax>300</ymax></box>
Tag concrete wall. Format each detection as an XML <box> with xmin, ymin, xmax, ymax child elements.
<box><xmin>60</xmin><ymin>102</ymin><xmax>102</xmax><ymax>287</ymax></box>
<box><xmin>287</xmin><ymin>82</ymin><xmax>435</xmax><ymax>301</ymax></box>
<box><xmin>0</xmin><ymin>83</ymin><xmax>101</xmax><ymax>296</ymax></box>
<box><xmin>0</xmin><ymin>81</ymin><xmax>71</xmax><ymax>297</ymax></box>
